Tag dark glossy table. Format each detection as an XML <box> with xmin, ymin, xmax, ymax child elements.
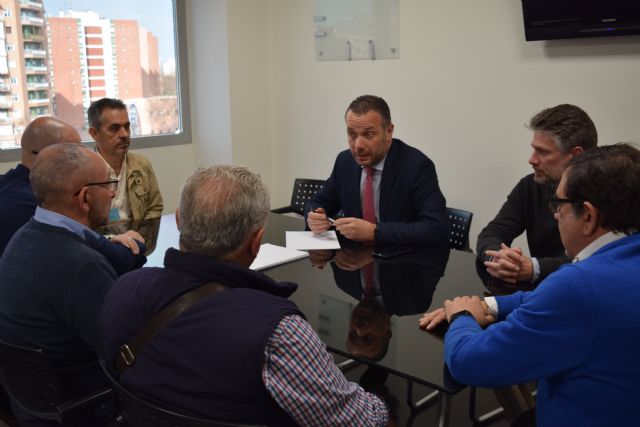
<box><xmin>148</xmin><ymin>212</ymin><xmax>490</xmax><ymax>426</ymax></box>
<box><xmin>262</xmin><ymin>214</ymin><xmax>489</xmax><ymax>426</ymax></box>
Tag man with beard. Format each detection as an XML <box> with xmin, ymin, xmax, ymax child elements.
<box><xmin>306</xmin><ymin>95</ymin><xmax>448</xmax><ymax>247</ymax></box>
<box><xmin>476</xmin><ymin>104</ymin><xmax>597</xmax><ymax>286</ymax></box>
<box><xmin>88</xmin><ymin>98</ymin><xmax>163</xmax><ymax>227</ymax></box>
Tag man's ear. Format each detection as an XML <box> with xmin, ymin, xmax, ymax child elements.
<box><xmin>88</xmin><ymin>127</ymin><xmax>98</xmax><ymax>141</ymax></box>
<box><xmin>581</xmin><ymin>201</ymin><xmax>600</xmax><ymax>235</ymax></box>
<box><xmin>569</xmin><ymin>146</ymin><xmax>584</xmax><ymax>158</ymax></box>
<box><xmin>249</xmin><ymin>227</ymin><xmax>266</xmax><ymax>259</ymax></box>
<box><xmin>175</xmin><ymin>208</ymin><xmax>181</xmax><ymax>230</ymax></box>
<box><xmin>76</xmin><ymin>187</ymin><xmax>91</xmax><ymax>213</ymax></box>
<box><xmin>386</xmin><ymin>123</ymin><xmax>395</xmax><ymax>140</ymax></box>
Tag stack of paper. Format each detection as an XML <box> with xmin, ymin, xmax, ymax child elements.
<box><xmin>250</xmin><ymin>243</ymin><xmax>309</xmax><ymax>271</ymax></box>
<box><xmin>285</xmin><ymin>231</ymin><xmax>341</xmax><ymax>250</ymax></box>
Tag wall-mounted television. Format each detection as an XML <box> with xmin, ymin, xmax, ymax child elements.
<box><xmin>522</xmin><ymin>0</ymin><xmax>640</xmax><ymax>41</ymax></box>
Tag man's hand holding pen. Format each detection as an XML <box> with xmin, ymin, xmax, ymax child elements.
<box><xmin>308</xmin><ymin>207</ymin><xmax>376</xmax><ymax>243</ymax></box>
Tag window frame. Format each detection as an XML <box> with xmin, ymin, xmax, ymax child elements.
<box><xmin>0</xmin><ymin>0</ymin><xmax>191</xmax><ymax>163</ymax></box>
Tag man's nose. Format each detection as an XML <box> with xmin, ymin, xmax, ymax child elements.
<box><xmin>354</xmin><ymin>135</ymin><xmax>366</xmax><ymax>149</ymax></box>
<box><xmin>528</xmin><ymin>152</ymin><xmax>538</xmax><ymax>165</ymax></box>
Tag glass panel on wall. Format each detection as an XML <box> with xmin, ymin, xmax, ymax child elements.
<box><xmin>0</xmin><ymin>0</ymin><xmax>182</xmax><ymax>149</ymax></box>
<box><xmin>314</xmin><ymin>0</ymin><xmax>400</xmax><ymax>61</ymax></box>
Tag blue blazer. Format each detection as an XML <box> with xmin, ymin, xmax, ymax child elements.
<box><xmin>307</xmin><ymin>139</ymin><xmax>449</xmax><ymax>246</ymax></box>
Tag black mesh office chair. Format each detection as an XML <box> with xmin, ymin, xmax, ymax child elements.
<box><xmin>271</xmin><ymin>179</ymin><xmax>325</xmax><ymax>216</ymax></box>
<box><xmin>446</xmin><ymin>207</ymin><xmax>473</xmax><ymax>252</ymax></box>
<box><xmin>0</xmin><ymin>340</ymin><xmax>112</xmax><ymax>425</ymax></box>
<box><xmin>101</xmin><ymin>362</ymin><xmax>266</xmax><ymax>427</ymax></box>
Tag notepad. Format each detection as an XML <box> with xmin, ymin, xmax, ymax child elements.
<box><xmin>250</xmin><ymin>243</ymin><xmax>308</xmax><ymax>271</ymax></box>
<box><xmin>285</xmin><ymin>231</ymin><xmax>341</xmax><ymax>250</ymax></box>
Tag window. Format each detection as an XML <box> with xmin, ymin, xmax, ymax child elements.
<box><xmin>0</xmin><ymin>0</ymin><xmax>190</xmax><ymax>157</ymax></box>
<box><xmin>3</xmin><ymin>9</ymin><xmax>12</xmax><ymax>18</ymax></box>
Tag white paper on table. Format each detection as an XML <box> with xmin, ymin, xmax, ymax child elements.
<box><xmin>250</xmin><ymin>243</ymin><xmax>309</xmax><ymax>271</ymax></box>
<box><xmin>285</xmin><ymin>231</ymin><xmax>341</xmax><ymax>250</ymax></box>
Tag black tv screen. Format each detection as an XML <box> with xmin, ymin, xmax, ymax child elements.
<box><xmin>522</xmin><ymin>0</ymin><xmax>640</xmax><ymax>41</ymax></box>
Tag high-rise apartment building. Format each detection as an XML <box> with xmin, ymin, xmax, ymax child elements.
<box><xmin>48</xmin><ymin>11</ymin><xmax>161</xmax><ymax>136</ymax></box>
<box><xmin>0</xmin><ymin>0</ymin><xmax>51</xmax><ymax>149</ymax></box>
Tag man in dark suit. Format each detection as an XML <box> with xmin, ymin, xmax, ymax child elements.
<box><xmin>306</xmin><ymin>95</ymin><xmax>449</xmax><ymax>246</ymax></box>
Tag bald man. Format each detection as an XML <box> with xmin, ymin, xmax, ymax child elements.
<box><xmin>0</xmin><ymin>118</ymin><xmax>146</xmax><ymax>274</ymax></box>
<box><xmin>0</xmin><ymin>143</ymin><xmax>127</xmax><ymax>426</ymax></box>
<box><xmin>0</xmin><ymin>117</ymin><xmax>81</xmax><ymax>255</ymax></box>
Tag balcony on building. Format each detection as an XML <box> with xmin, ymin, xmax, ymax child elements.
<box><xmin>0</xmin><ymin>97</ymin><xmax>12</xmax><ymax>109</ymax></box>
<box><xmin>0</xmin><ymin>81</ymin><xmax>10</xmax><ymax>92</ymax></box>
<box><xmin>22</xmin><ymin>27</ymin><xmax>44</xmax><ymax>42</ymax></box>
<box><xmin>0</xmin><ymin>109</ymin><xmax>12</xmax><ymax>125</ymax></box>
<box><xmin>20</xmin><ymin>8</ymin><xmax>43</xmax><ymax>21</ymax></box>
<box><xmin>26</xmin><ymin>80</ymin><xmax>48</xmax><ymax>90</ymax></box>
<box><xmin>20</xmin><ymin>15</ymin><xmax>44</xmax><ymax>26</ymax></box>
<box><xmin>24</xmin><ymin>46</ymin><xmax>47</xmax><ymax>58</ymax></box>
<box><xmin>29</xmin><ymin>106</ymin><xmax>49</xmax><ymax>119</ymax></box>
<box><xmin>19</xmin><ymin>0</ymin><xmax>44</xmax><ymax>11</ymax></box>
<box><xmin>25</xmin><ymin>59</ymin><xmax>48</xmax><ymax>74</ymax></box>
<box><xmin>28</xmin><ymin>90</ymin><xmax>49</xmax><ymax>107</ymax></box>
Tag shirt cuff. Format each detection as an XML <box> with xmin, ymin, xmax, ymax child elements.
<box><xmin>531</xmin><ymin>257</ymin><xmax>540</xmax><ymax>283</ymax></box>
<box><xmin>484</xmin><ymin>297</ymin><xmax>499</xmax><ymax>317</ymax></box>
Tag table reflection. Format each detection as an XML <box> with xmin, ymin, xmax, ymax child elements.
<box><xmin>314</xmin><ymin>245</ymin><xmax>450</xmax><ymax>365</ymax></box>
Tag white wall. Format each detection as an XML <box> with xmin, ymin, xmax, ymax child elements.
<box><xmin>226</xmin><ymin>0</ymin><xmax>640</xmax><ymax>251</ymax></box>
<box><xmin>4</xmin><ymin>0</ymin><xmax>640</xmax><ymax>251</ymax></box>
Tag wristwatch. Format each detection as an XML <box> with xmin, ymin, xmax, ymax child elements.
<box><xmin>448</xmin><ymin>309</ymin><xmax>474</xmax><ymax>324</ymax></box>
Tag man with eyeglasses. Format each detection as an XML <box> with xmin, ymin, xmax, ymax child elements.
<box><xmin>0</xmin><ymin>117</ymin><xmax>146</xmax><ymax>275</ymax></box>
<box><xmin>476</xmin><ymin>104</ymin><xmax>597</xmax><ymax>287</ymax></box>
<box><xmin>0</xmin><ymin>143</ymin><xmax>135</xmax><ymax>426</ymax></box>
<box><xmin>88</xmin><ymin>98</ymin><xmax>163</xmax><ymax>234</ymax></box>
<box><xmin>420</xmin><ymin>143</ymin><xmax>640</xmax><ymax>426</ymax></box>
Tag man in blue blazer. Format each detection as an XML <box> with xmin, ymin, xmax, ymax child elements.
<box><xmin>306</xmin><ymin>95</ymin><xmax>449</xmax><ymax>246</ymax></box>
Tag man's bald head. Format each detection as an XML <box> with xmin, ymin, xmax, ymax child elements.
<box><xmin>31</xmin><ymin>143</ymin><xmax>104</xmax><ymax>208</ymax></box>
<box><xmin>20</xmin><ymin>117</ymin><xmax>81</xmax><ymax>169</ymax></box>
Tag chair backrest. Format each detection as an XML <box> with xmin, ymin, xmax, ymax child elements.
<box><xmin>289</xmin><ymin>179</ymin><xmax>325</xmax><ymax>215</ymax></box>
<box><xmin>0</xmin><ymin>340</ymin><xmax>112</xmax><ymax>424</ymax></box>
<box><xmin>0</xmin><ymin>340</ymin><xmax>61</xmax><ymax>420</ymax></box>
<box><xmin>447</xmin><ymin>207</ymin><xmax>473</xmax><ymax>252</ymax></box>
<box><xmin>101</xmin><ymin>363</ymin><xmax>266</xmax><ymax>427</ymax></box>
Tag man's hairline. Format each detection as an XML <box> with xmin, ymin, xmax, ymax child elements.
<box><xmin>92</xmin><ymin>106</ymin><xmax>129</xmax><ymax>130</ymax></box>
<box><xmin>344</xmin><ymin>109</ymin><xmax>392</xmax><ymax>130</ymax></box>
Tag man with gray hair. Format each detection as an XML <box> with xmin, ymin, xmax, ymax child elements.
<box><xmin>0</xmin><ymin>116</ymin><xmax>146</xmax><ymax>273</ymax></box>
<box><xmin>100</xmin><ymin>165</ymin><xmax>390</xmax><ymax>426</ymax></box>
<box><xmin>0</xmin><ymin>143</ymin><xmax>125</xmax><ymax>426</ymax></box>
<box><xmin>421</xmin><ymin>143</ymin><xmax>640</xmax><ymax>426</ymax></box>
<box><xmin>477</xmin><ymin>104</ymin><xmax>597</xmax><ymax>286</ymax></box>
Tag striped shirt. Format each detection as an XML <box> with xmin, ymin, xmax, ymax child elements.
<box><xmin>263</xmin><ymin>314</ymin><xmax>389</xmax><ymax>426</ymax></box>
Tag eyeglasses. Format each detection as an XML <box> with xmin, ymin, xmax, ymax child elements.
<box><xmin>547</xmin><ymin>197</ymin><xmax>584</xmax><ymax>213</ymax></box>
<box><xmin>74</xmin><ymin>179</ymin><xmax>119</xmax><ymax>195</ymax></box>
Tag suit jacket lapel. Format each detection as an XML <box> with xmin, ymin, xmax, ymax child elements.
<box><xmin>378</xmin><ymin>140</ymin><xmax>399</xmax><ymax>221</ymax></box>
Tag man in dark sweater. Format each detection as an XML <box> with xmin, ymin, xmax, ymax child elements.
<box><xmin>0</xmin><ymin>143</ymin><xmax>124</xmax><ymax>426</ymax></box>
<box><xmin>476</xmin><ymin>104</ymin><xmax>597</xmax><ymax>286</ymax></box>
<box><xmin>0</xmin><ymin>116</ymin><xmax>146</xmax><ymax>273</ymax></box>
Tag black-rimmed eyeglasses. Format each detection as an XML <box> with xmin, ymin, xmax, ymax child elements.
<box><xmin>547</xmin><ymin>197</ymin><xmax>584</xmax><ymax>213</ymax></box>
<box><xmin>74</xmin><ymin>179</ymin><xmax>119</xmax><ymax>195</ymax></box>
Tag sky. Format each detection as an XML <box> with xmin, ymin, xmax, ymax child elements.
<box><xmin>42</xmin><ymin>0</ymin><xmax>176</xmax><ymax>63</ymax></box>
